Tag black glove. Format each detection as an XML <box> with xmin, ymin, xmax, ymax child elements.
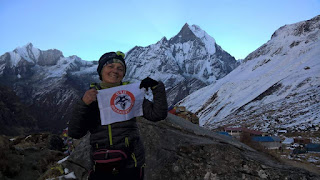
<box><xmin>140</xmin><ymin>77</ymin><xmax>159</xmax><ymax>91</ymax></box>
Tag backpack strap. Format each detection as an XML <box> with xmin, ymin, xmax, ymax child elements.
<box><xmin>90</xmin><ymin>82</ymin><xmax>101</xmax><ymax>90</ymax></box>
<box><xmin>122</xmin><ymin>81</ymin><xmax>130</xmax><ymax>85</ymax></box>
<box><xmin>108</xmin><ymin>125</ymin><xmax>113</xmax><ymax>146</ymax></box>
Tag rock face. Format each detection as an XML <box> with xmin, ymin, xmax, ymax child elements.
<box><xmin>139</xmin><ymin>114</ymin><xmax>319</xmax><ymax>179</ymax></box>
<box><xmin>179</xmin><ymin>15</ymin><xmax>320</xmax><ymax>133</ymax></box>
<box><xmin>55</xmin><ymin>114</ymin><xmax>319</xmax><ymax>180</ymax></box>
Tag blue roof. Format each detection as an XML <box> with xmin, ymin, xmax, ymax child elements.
<box><xmin>271</xmin><ymin>136</ymin><xmax>281</xmax><ymax>142</ymax></box>
<box><xmin>306</xmin><ymin>143</ymin><xmax>320</xmax><ymax>152</ymax></box>
<box><xmin>252</xmin><ymin>136</ymin><xmax>281</xmax><ymax>142</ymax></box>
<box><xmin>217</xmin><ymin>131</ymin><xmax>232</xmax><ymax>137</ymax></box>
<box><xmin>306</xmin><ymin>143</ymin><xmax>320</xmax><ymax>149</ymax></box>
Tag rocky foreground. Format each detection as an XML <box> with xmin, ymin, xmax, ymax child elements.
<box><xmin>1</xmin><ymin>114</ymin><xmax>319</xmax><ymax>180</ymax></box>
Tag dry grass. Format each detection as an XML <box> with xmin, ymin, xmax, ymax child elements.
<box><xmin>281</xmin><ymin>154</ymin><xmax>320</xmax><ymax>175</ymax></box>
<box><xmin>259</xmin><ymin>148</ymin><xmax>320</xmax><ymax>175</ymax></box>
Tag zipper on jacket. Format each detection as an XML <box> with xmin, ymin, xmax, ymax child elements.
<box><xmin>125</xmin><ymin>137</ymin><xmax>129</xmax><ymax>147</ymax></box>
<box><xmin>108</xmin><ymin>124</ymin><xmax>113</xmax><ymax>146</ymax></box>
<box><xmin>131</xmin><ymin>153</ymin><xmax>137</xmax><ymax>167</ymax></box>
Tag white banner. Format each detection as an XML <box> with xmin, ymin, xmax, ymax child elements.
<box><xmin>97</xmin><ymin>83</ymin><xmax>145</xmax><ymax>125</ymax></box>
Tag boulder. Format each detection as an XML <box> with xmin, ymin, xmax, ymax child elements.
<box><xmin>169</xmin><ymin>106</ymin><xmax>200</xmax><ymax>125</ymax></box>
<box><xmin>61</xmin><ymin>133</ymin><xmax>92</xmax><ymax>179</ymax></box>
<box><xmin>47</xmin><ymin>114</ymin><xmax>320</xmax><ymax>179</ymax></box>
<box><xmin>138</xmin><ymin>114</ymin><xmax>319</xmax><ymax>179</ymax></box>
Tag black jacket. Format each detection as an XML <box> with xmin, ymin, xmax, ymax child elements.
<box><xmin>68</xmin><ymin>82</ymin><xmax>168</xmax><ymax>168</ymax></box>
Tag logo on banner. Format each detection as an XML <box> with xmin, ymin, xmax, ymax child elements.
<box><xmin>110</xmin><ymin>90</ymin><xmax>135</xmax><ymax>114</ymax></box>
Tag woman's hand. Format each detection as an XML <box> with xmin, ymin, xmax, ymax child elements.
<box><xmin>140</xmin><ymin>77</ymin><xmax>159</xmax><ymax>91</ymax></box>
<box><xmin>82</xmin><ymin>89</ymin><xmax>98</xmax><ymax>105</ymax></box>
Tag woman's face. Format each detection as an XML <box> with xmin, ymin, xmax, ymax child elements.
<box><xmin>101</xmin><ymin>63</ymin><xmax>125</xmax><ymax>84</ymax></box>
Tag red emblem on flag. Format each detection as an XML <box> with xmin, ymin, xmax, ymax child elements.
<box><xmin>110</xmin><ymin>90</ymin><xmax>135</xmax><ymax>114</ymax></box>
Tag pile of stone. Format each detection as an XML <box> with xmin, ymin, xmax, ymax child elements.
<box><xmin>0</xmin><ymin>134</ymin><xmax>66</xmax><ymax>180</ymax></box>
<box><xmin>169</xmin><ymin>106</ymin><xmax>199</xmax><ymax>125</ymax></box>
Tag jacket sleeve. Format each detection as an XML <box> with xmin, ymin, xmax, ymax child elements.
<box><xmin>142</xmin><ymin>81</ymin><xmax>168</xmax><ymax>121</ymax></box>
<box><xmin>68</xmin><ymin>99</ymin><xmax>92</xmax><ymax>139</ymax></box>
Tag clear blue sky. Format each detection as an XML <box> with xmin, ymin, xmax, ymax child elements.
<box><xmin>1</xmin><ymin>0</ymin><xmax>319</xmax><ymax>61</ymax></box>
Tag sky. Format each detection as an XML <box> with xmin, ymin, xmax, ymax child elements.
<box><xmin>0</xmin><ymin>0</ymin><xmax>319</xmax><ymax>61</ymax></box>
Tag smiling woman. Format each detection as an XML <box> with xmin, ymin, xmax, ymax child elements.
<box><xmin>101</xmin><ymin>63</ymin><xmax>125</xmax><ymax>84</ymax></box>
<box><xmin>97</xmin><ymin>51</ymin><xmax>126</xmax><ymax>84</ymax></box>
<box><xmin>68</xmin><ymin>51</ymin><xmax>168</xmax><ymax>179</ymax></box>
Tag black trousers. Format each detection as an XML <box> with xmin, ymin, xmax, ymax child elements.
<box><xmin>89</xmin><ymin>167</ymin><xmax>144</xmax><ymax>180</ymax></box>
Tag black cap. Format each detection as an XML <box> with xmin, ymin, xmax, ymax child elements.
<box><xmin>97</xmin><ymin>51</ymin><xmax>126</xmax><ymax>80</ymax></box>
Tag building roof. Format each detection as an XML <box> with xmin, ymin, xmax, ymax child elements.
<box><xmin>306</xmin><ymin>143</ymin><xmax>320</xmax><ymax>152</ymax></box>
<box><xmin>306</xmin><ymin>143</ymin><xmax>320</xmax><ymax>149</ymax></box>
<box><xmin>252</xmin><ymin>136</ymin><xmax>281</xmax><ymax>142</ymax></box>
<box><xmin>282</xmin><ymin>138</ymin><xmax>294</xmax><ymax>144</ymax></box>
<box><xmin>217</xmin><ymin>131</ymin><xmax>232</xmax><ymax>137</ymax></box>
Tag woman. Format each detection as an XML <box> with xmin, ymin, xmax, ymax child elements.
<box><xmin>68</xmin><ymin>51</ymin><xmax>168</xmax><ymax>180</ymax></box>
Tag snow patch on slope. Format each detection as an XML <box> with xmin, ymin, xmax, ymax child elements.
<box><xmin>189</xmin><ymin>25</ymin><xmax>216</xmax><ymax>54</ymax></box>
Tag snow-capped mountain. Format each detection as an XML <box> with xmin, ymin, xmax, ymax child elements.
<box><xmin>178</xmin><ymin>15</ymin><xmax>320</xmax><ymax>133</ymax></box>
<box><xmin>124</xmin><ymin>23</ymin><xmax>239</xmax><ymax>105</ymax></box>
<box><xmin>0</xmin><ymin>23</ymin><xmax>238</xmax><ymax>134</ymax></box>
<box><xmin>0</xmin><ymin>43</ymin><xmax>99</xmax><ymax>133</ymax></box>
<box><xmin>0</xmin><ymin>43</ymin><xmax>97</xmax><ymax>79</ymax></box>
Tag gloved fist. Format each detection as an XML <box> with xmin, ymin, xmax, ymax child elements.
<box><xmin>82</xmin><ymin>89</ymin><xmax>98</xmax><ymax>105</ymax></box>
<box><xmin>140</xmin><ymin>77</ymin><xmax>159</xmax><ymax>91</ymax></box>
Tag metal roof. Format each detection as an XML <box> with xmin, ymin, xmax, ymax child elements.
<box><xmin>252</xmin><ymin>136</ymin><xmax>281</xmax><ymax>142</ymax></box>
